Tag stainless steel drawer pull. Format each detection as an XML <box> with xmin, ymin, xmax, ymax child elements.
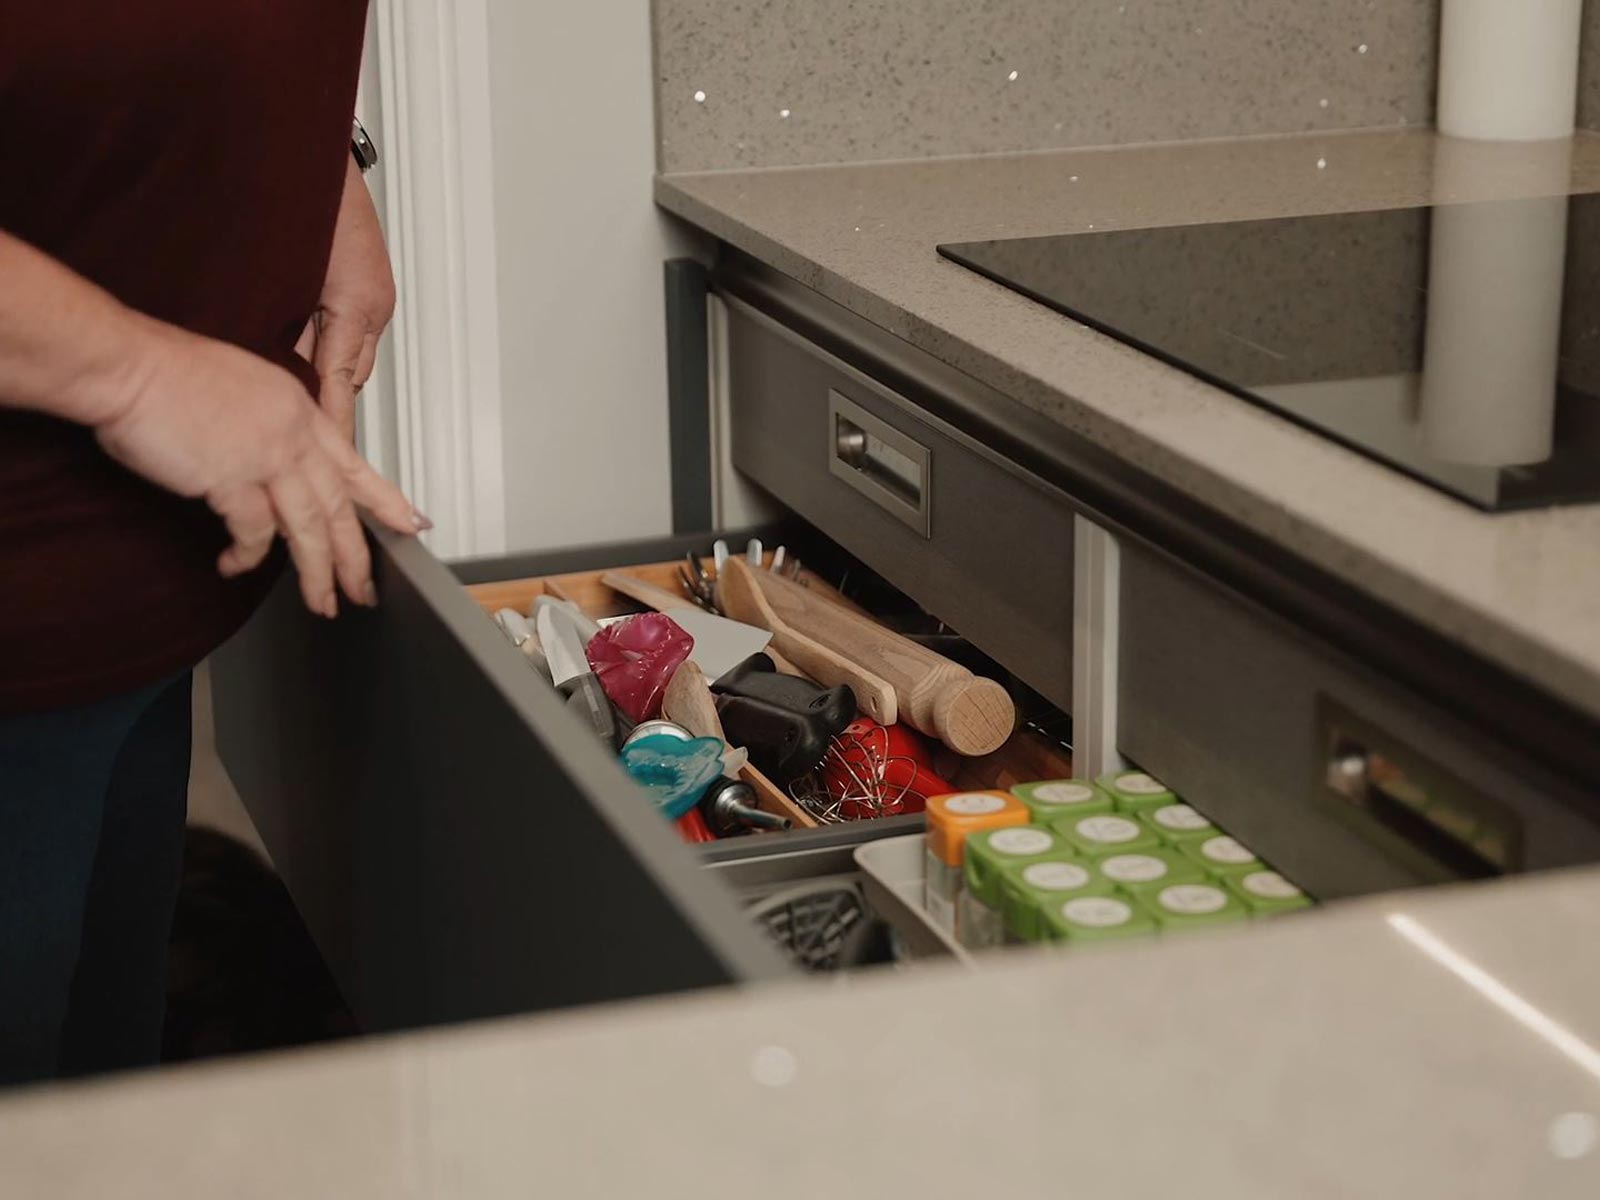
<box><xmin>1318</xmin><ymin>698</ymin><xmax>1522</xmax><ymax>880</ymax></box>
<box><xmin>827</xmin><ymin>389</ymin><xmax>932</xmax><ymax>537</ymax></box>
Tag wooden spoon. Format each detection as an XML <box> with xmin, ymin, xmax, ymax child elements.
<box><xmin>717</xmin><ymin>558</ymin><xmax>897</xmax><ymax>724</ymax></box>
<box><xmin>662</xmin><ymin>661</ymin><xmax>726</xmax><ymax>741</ymax></box>
<box><xmin>750</xmin><ymin>567</ymin><xmax>1014</xmax><ymax>757</ymax></box>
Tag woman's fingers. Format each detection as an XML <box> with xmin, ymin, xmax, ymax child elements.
<box><xmin>268</xmin><ymin>468</ymin><xmax>338</xmax><ymax>618</ymax></box>
<box><xmin>212</xmin><ymin>483</ymin><xmax>277</xmax><ymax>576</ymax></box>
<box><xmin>312</xmin><ymin>411</ymin><xmax>429</xmax><ymax>534</ymax></box>
<box><xmin>353</xmin><ymin>331</ymin><xmax>380</xmax><ymax>391</ymax></box>
<box><xmin>312</xmin><ymin>310</ymin><xmax>367</xmax><ymax>441</ymax></box>
<box><xmin>303</xmin><ymin>446</ymin><xmax>378</xmax><ymax>607</ymax></box>
<box><xmin>294</xmin><ymin>315</ymin><xmax>318</xmax><ymax>363</ymax></box>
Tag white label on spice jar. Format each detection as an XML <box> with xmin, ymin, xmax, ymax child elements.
<box><xmin>1030</xmin><ymin>782</ymin><xmax>1097</xmax><ymax>807</ymax></box>
<box><xmin>1153</xmin><ymin>804</ymin><xmax>1211</xmax><ymax>832</ymax></box>
<box><xmin>1076</xmin><ymin>815</ymin><xmax>1142</xmax><ymax>844</ymax></box>
<box><xmin>944</xmin><ymin>792</ymin><xmax>1007</xmax><ymax>816</ymax></box>
<box><xmin>1061</xmin><ymin>896</ymin><xmax>1134</xmax><ymax>928</ymax></box>
<box><xmin>1022</xmin><ymin>861</ymin><xmax>1092</xmax><ymax>891</ymax></box>
<box><xmin>1115</xmin><ymin>772</ymin><xmax>1169</xmax><ymax>796</ymax></box>
<box><xmin>1243</xmin><ymin>871</ymin><xmax>1303</xmax><ymax>901</ymax></box>
<box><xmin>1100</xmin><ymin>853</ymin><xmax>1168</xmax><ymax>884</ymax></box>
<box><xmin>1201</xmin><ymin>836</ymin><xmax>1257</xmax><ymax>865</ymax></box>
<box><xmin>988</xmin><ymin>827</ymin><xmax>1055</xmax><ymax>856</ymax></box>
<box><xmin>1158</xmin><ymin>884</ymin><xmax>1228</xmax><ymax>915</ymax></box>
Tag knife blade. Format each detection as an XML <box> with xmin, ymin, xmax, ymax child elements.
<box><xmin>536</xmin><ymin>605</ymin><xmax>617</xmax><ymax>745</ymax></box>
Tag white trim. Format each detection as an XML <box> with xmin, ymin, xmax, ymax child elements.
<box><xmin>369</xmin><ymin>0</ymin><xmax>506</xmax><ymax>559</ymax></box>
<box><xmin>1072</xmin><ymin>515</ymin><xmax>1126</xmax><ymax>778</ymax></box>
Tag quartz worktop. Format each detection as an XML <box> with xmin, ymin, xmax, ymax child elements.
<box><xmin>656</xmin><ymin>128</ymin><xmax>1600</xmax><ymax>723</ymax></box>
<box><xmin>7</xmin><ymin>860</ymin><xmax>1600</xmax><ymax>1196</ymax></box>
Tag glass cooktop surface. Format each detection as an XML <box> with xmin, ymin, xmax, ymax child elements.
<box><xmin>939</xmin><ymin>193</ymin><xmax>1600</xmax><ymax>510</ymax></box>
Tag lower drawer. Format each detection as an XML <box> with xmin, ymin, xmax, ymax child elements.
<box><xmin>1118</xmin><ymin>542</ymin><xmax>1600</xmax><ymax>899</ymax></box>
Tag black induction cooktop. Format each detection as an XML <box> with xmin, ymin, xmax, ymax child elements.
<box><xmin>939</xmin><ymin>193</ymin><xmax>1600</xmax><ymax>510</ymax></box>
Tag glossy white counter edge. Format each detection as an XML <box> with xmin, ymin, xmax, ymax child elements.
<box><xmin>655</xmin><ymin>128</ymin><xmax>1600</xmax><ymax>724</ymax></box>
<box><xmin>5</xmin><ymin>864</ymin><xmax>1600</xmax><ymax>1196</ymax></box>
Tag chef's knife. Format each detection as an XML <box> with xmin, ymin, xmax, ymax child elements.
<box><xmin>536</xmin><ymin>604</ymin><xmax>617</xmax><ymax>746</ymax></box>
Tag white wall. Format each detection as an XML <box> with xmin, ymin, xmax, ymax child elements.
<box><xmin>485</xmin><ymin>0</ymin><xmax>706</xmax><ymax>552</ymax></box>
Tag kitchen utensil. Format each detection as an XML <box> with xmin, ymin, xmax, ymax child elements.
<box><xmin>712</xmin><ymin>653</ymin><xmax>858</xmax><ymax>735</ymax></box>
<box><xmin>530</xmin><ymin>595</ymin><xmax>600</xmax><ymax>644</ymax></box>
<box><xmin>622</xmin><ymin>719</ymin><xmax>692</xmax><ymax>749</ymax></box>
<box><xmin>676</xmin><ymin>807</ymin><xmax>718</xmax><ymax>844</ymax></box>
<box><xmin>716</xmin><ymin>558</ymin><xmax>897</xmax><ymax>724</ymax></box>
<box><xmin>747</xmin><ymin>881</ymin><xmax>883</xmax><ymax>971</ymax></box>
<box><xmin>600</xmin><ymin>570</ymin><xmax>774</xmax><ymax>681</ymax></box>
<box><xmin>747</xmin><ymin>567</ymin><xmax>1014</xmax><ymax>756</ymax></box>
<box><xmin>586</xmin><ymin>612</ymin><xmax>694</xmax><ymax>724</ymax></box>
<box><xmin>493</xmin><ymin>609</ymin><xmax>552</xmax><ymax>680</ymax></box>
<box><xmin>713</xmin><ymin>539</ymin><xmax>729</xmax><ymax>574</ymax></box>
<box><xmin>823</xmin><ymin>718</ymin><xmax>952</xmax><ymax>818</ymax></box>
<box><xmin>676</xmin><ymin>565</ymin><xmax>713</xmax><ymax>611</ymax></box>
<box><xmin>620</xmin><ymin>734</ymin><xmax>726</xmax><ymax>819</ymax></box>
<box><xmin>790</xmin><ymin>720</ymin><xmax>955</xmax><ymax>824</ymax></box>
<box><xmin>536</xmin><ymin>604</ymin><xmax>618</xmax><ymax>746</ymax></box>
<box><xmin>661</xmin><ymin>661</ymin><xmax>726</xmax><ymax>741</ymax></box>
<box><xmin>699</xmin><ymin>779</ymin><xmax>793</xmax><ymax>836</ymax></box>
<box><xmin>746</xmin><ymin>538</ymin><xmax>763</xmax><ymax>567</ymax></box>
<box><xmin>770</xmin><ymin>545</ymin><xmax>786</xmax><ymax>574</ymax></box>
<box><xmin>714</xmin><ymin>692</ymin><xmax>835</xmax><ymax>784</ymax></box>
<box><xmin>685</xmin><ymin>553</ymin><xmax>716</xmax><ymax>606</ymax></box>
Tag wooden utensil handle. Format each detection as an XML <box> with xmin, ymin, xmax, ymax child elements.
<box><xmin>600</xmin><ymin>570</ymin><xmax>689</xmax><ymax>613</ymax></box>
<box><xmin>766</xmin><ymin>629</ymin><xmax>896</xmax><ymax>724</ymax></box>
<box><xmin>662</xmin><ymin>661</ymin><xmax>726</xmax><ymax>741</ymax></box>
<box><xmin>755</xmin><ymin>568</ymin><xmax>1013</xmax><ymax>755</ymax></box>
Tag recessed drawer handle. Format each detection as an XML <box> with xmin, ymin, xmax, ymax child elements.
<box><xmin>1319</xmin><ymin>698</ymin><xmax>1522</xmax><ymax>880</ymax></box>
<box><xmin>827</xmin><ymin>389</ymin><xmax>932</xmax><ymax>538</ymax></box>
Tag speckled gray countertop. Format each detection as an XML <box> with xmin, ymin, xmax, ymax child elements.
<box><xmin>7</xmin><ymin>859</ymin><xmax>1600</xmax><ymax>1195</ymax></box>
<box><xmin>655</xmin><ymin>129</ymin><xmax>1600</xmax><ymax>720</ymax></box>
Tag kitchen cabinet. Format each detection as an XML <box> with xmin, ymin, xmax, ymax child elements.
<box><xmin>212</xmin><ymin>249</ymin><xmax>1600</xmax><ymax>1038</ymax></box>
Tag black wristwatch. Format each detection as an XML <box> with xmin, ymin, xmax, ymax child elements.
<box><xmin>351</xmin><ymin>118</ymin><xmax>379</xmax><ymax>175</ymax></box>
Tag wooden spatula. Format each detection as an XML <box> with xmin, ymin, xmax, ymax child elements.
<box><xmin>717</xmin><ymin>558</ymin><xmax>897</xmax><ymax>724</ymax></box>
<box><xmin>599</xmin><ymin>570</ymin><xmax>775</xmax><ymax>681</ymax></box>
<box><xmin>748</xmin><ymin>567</ymin><xmax>1014</xmax><ymax>757</ymax></box>
<box><xmin>662</xmin><ymin>661</ymin><xmax>726</xmax><ymax>741</ymax></box>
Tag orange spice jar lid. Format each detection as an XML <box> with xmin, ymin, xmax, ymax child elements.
<box><xmin>925</xmin><ymin>791</ymin><xmax>1031</xmax><ymax>866</ymax></box>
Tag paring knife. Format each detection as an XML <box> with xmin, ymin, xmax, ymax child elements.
<box><xmin>536</xmin><ymin>604</ymin><xmax>617</xmax><ymax>746</ymax></box>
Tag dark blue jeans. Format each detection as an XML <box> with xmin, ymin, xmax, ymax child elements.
<box><xmin>0</xmin><ymin>673</ymin><xmax>192</xmax><ymax>1087</ymax></box>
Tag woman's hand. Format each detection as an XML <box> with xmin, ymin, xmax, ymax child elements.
<box><xmin>297</xmin><ymin>158</ymin><xmax>395</xmax><ymax>440</ymax></box>
<box><xmin>96</xmin><ymin>317</ymin><xmax>426</xmax><ymax>618</ymax></box>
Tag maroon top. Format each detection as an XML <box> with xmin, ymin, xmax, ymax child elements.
<box><xmin>0</xmin><ymin>0</ymin><xmax>369</xmax><ymax>713</ymax></box>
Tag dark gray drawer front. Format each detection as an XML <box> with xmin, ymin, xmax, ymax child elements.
<box><xmin>1118</xmin><ymin>543</ymin><xmax>1600</xmax><ymax>899</ymax></box>
<box><xmin>211</xmin><ymin>527</ymin><xmax>787</xmax><ymax>1034</ymax></box>
<box><xmin>726</xmin><ymin>297</ymin><xmax>1075</xmax><ymax>713</ymax></box>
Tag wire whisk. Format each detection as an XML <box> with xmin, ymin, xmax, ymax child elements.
<box><xmin>788</xmin><ymin>722</ymin><xmax>924</xmax><ymax>824</ymax></box>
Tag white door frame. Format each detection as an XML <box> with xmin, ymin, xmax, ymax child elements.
<box><xmin>361</xmin><ymin>0</ymin><xmax>506</xmax><ymax>559</ymax></box>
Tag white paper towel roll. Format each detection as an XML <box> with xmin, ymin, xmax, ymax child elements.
<box><xmin>1419</xmin><ymin>194</ymin><xmax>1568</xmax><ymax>466</ymax></box>
<box><xmin>1437</xmin><ymin>0</ymin><xmax>1584</xmax><ymax>141</ymax></box>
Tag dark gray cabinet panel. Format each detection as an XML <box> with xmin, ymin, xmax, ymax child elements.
<box><xmin>1118</xmin><ymin>543</ymin><xmax>1600</xmax><ymax>899</ymax></box>
<box><xmin>211</xmin><ymin>527</ymin><xmax>788</xmax><ymax>1034</ymax></box>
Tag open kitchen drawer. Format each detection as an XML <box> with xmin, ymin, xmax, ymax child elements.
<box><xmin>210</xmin><ymin>518</ymin><xmax>1074</xmax><ymax>1033</ymax></box>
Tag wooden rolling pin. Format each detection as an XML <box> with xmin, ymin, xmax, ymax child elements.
<box><xmin>718</xmin><ymin>558</ymin><xmax>897</xmax><ymax>725</ymax></box>
<box><xmin>747</xmin><ymin>565</ymin><xmax>1014</xmax><ymax>756</ymax></box>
